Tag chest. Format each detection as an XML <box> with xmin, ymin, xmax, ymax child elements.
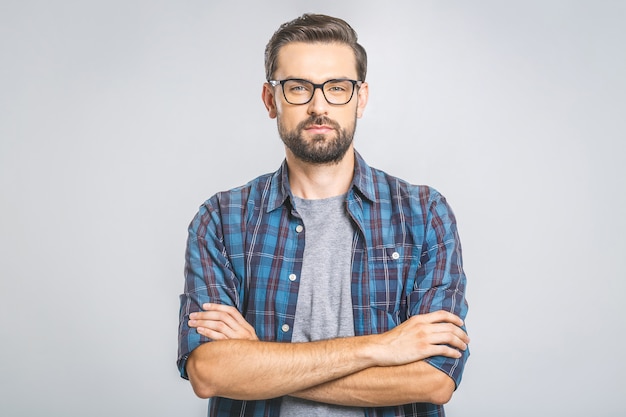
<box><xmin>226</xmin><ymin>205</ymin><xmax>425</xmax><ymax>340</ymax></box>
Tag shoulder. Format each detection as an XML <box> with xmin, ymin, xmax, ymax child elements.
<box><xmin>367</xmin><ymin>164</ymin><xmax>446</xmax><ymax>213</ymax></box>
<box><xmin>207</xmin><ymin>172</ymin><xmax>274</xmax><ymax>209</ymax></box>
<box><xmin>190</xmin><ymin>172</ymin><xmax>275</xmax><ymax>233</ymax></box>
<box><xmin>354</xmin><ymin>152</ymin><xmax>446</xmax><ymax>211</ymax></box>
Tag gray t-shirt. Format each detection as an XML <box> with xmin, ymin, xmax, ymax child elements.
<box><xmin>280</xmin><ymin>194</ymin><xmax>363</xmax><ymax>417</ymax></box>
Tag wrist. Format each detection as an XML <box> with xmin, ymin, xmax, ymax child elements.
<box><xmin>352</xmin><ymin>334</ymin><xmax>383</xmax><ymax>367</ymax></box>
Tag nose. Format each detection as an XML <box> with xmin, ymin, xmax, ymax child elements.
<box><xmin>307</xmin><ymin>86</ymin><xmax>329</xmax><ymax>116</ymax></box>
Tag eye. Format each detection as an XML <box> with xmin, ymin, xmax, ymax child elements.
<box><xmin>325</xmin><ymin>80</ymin><xmax>351</xmax><ymax>93</ymax></box>
<box><xmin>285</xmin><ymin>80</ymin><xmax>312</xmax><ymax>94</ymax></box>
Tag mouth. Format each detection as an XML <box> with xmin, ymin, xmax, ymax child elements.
<box><xmin>304</xmin><ymin>124</ymin><xmax>335</xmax><ymax>134</ymax></box>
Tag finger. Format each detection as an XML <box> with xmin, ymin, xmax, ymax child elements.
<box><xmin>195</xmin><ymin>307</ymin><xmax>244</xmax><ymax>332</ymax></box>
<box><xmin>201</xmin><ymin>303</ymin><xmax>258</xmax><ymax>339</ymax></box>
<box><xmin>189</xmin><ymin>310</ymin><xmax>258</xmax><ymax>340</ymax></box>
<box><xmin>198</xmin><ymin>304</ymin><xmax>245</xmax><ymax>326</ymax></box>
<box><xmin>191</xmin><ymin>316</ymin><xmax>242</xmax><ymax>337</ymax></box>
<box><xmin>202</xmin><ymin>303</ymin><xmax>240</xmax><ymax>315</ymax></box>
<box><xmin>428</xmin><ymin>310</ymin><xmax>464</xmax><ymax>327</ymax></box>
<box><xmin>436</xmin><ymin>334</ymin><xmax>469</xmax><ymax>352</ymax></box>
<box><xmin>196</xmin><ymin>326</ymin><xmax>229</xmax><ymax>341</ymax></box>
<box><xmin>431</xmin><ymin>345</ymin><xmax>463</xmax><ymax>359</ymax></box>
<box><xmin>431</xmin><ymin>322</ymin><xmax>470</xmax><ymax>344</ymax></box>
<box><xmin>414</xmin><ymin>330</ymin><xmax>467</xmax><ymax>358</ymax></box>
<box><xmin>193</xmin><ymin>317</ymin><xmax>241</xmax><ymax>339</ymax></box>
<box><xmin>190</xmin><ymin>310</ymin><xmax>237</xmax><ymax>323</ymax></box>
<box><xmin>424</xmin><ymin>327</ymin><xmax>469</xmax><ymax>351</ymax></box>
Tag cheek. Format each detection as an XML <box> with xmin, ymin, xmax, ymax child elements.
<box><xmin>276</xmin><ymin>113</ymin><xmax>296</xmax><ymax>135</ymax></box>
<box><xmin>277</xmin><ymin>109</ymin><xmax>304</xmax><ymax>128</ymax></box>
<box><xmin>338</xmin><ymin>109</ymin><xmax>359</xmax><ymax>127</ymax></box>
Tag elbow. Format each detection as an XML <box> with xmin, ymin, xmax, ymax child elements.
<box><xmin>191</xmin><ymin>385</ymin><xmax>213</xmax><ymax>400</ymax></box>
<box><xmin>429</xmin><ymin>385</ymin><xmax>454</xmax><ymax>405</ymax></box>
<box><xmin>190</xmin><ymin>379</ymin><xmax>215</xmax><ymax>400</ymax></box>
<box><xmin>186</xmin><ymin>353</ymin><xmax>217</xmax><ymax>399</ymax></box>
<box><xmin>427</xmin><ymin>372</ymin><xmax>456</xmax><ymax>405</ymax></box>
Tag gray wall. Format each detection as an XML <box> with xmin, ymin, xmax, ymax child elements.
<box><xmin>1</xmin><ymin>1</ymin><xmax>624</xmax><ymax>416</ymax></box>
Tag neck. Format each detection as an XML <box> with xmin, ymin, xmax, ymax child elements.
<box><xmin>285</xmin><ymin>147</ymin><xmax>355</xmax><ymax>200</ymax></box>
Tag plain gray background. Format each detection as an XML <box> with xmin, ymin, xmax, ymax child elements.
<box><xmin>1</xmin><ymin>1</ymin><xmax>625</xmax><ymax>416</ymax></box>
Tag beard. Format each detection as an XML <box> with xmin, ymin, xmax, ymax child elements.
<box><xmin>278</xmin><ymin>115</ymin><xmax>356</xmax><ymax>165</ymax></box>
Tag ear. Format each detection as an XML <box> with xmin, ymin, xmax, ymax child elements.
<box><xmin>356</xmin><ymin>82</ymin><xmax>369</xmax><ymax>119</ymax></box>
<box><xmin>262</xmin><ymin>82</ymin><xmax>278</xmax><ymax>119</ymax></box>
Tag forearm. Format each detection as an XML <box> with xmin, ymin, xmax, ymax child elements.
<box><xmin>186</xmin><ymin>305</ymin><xmax>468</xmax><ymax>402</ymax></box>
<box><xmin>290</xmin><ymin>360</ymin><xmax>455</xmax><ymax>407</ymax></box>
<box><xmin>187</xmin><ymin>335</ymin><xmax>380</xmax><ymax>400</ymax></box>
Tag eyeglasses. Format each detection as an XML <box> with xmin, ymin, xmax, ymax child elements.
<box><xmin>269</xmin><ymin>78</ymin><xmax>363</xmax><ymax>105</ymax></box>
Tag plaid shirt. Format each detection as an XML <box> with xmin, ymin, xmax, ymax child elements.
<box><xmin>178</xmin><ymin>151</ymin><xmax>469</xmax><ymax>417</ymax></box>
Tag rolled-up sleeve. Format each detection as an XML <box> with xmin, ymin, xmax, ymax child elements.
<box><xmin>177</xmin><ymin>199</ymin><xmax>240</xmax><ymax>379</ymax></box>
<box><xmin>409</xmin><ymin>191</ymin><xmax>469</xmax><ymax>388</ymax></box>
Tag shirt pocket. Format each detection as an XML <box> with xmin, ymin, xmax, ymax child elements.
<box><xmin>368</xmin><ymin>246</ymin><xmax>419</xmax><ymax>325</ymax></box>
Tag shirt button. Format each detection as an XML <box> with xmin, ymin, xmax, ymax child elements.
<box><xmin>391</xmin><ymin>251</ymin><xmax>400</xmax><ymax>260</ymax></box>
<box><xmin>281</xmin><ymin>324</ymin><xmax>290</xmax><ymax>332</ymax></box>
<box><xmin>295</xmin><ymin>225</ymin><xmax>304</xmax><ymax>233</ymax></box>
<box><xmin>288</xmin><ymin>273</ymin><xmax>297</xmax><ymax>282</ymax></box>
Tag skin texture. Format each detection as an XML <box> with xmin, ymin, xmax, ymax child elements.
<box><xmin>185</xmin><ymin>42</ymin><xmax>469</xmax><ymax>406</ymax></box>
<box><xmin>188</xmin><ymin>304</ymin><xmax>467</xmax><ymax>405</ymax></box>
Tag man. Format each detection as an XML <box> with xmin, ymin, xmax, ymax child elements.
<box><xmin>178</xmin><ymin>13</ymin><xmax>469</xmax><ymax>417</ymax></box>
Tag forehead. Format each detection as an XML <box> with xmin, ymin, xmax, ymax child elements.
<box><xmin>274</xmin><ymin>42</ymin><xmax>358</xmax><ymax>81</ymax></box>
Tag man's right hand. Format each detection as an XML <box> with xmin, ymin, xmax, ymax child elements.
<box><xmin>188</xmin><ymin>303</ymin><xmax>258</xmax><ymax>341</ymax></box>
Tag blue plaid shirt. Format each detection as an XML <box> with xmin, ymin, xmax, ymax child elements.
<box><xmin>178</xmin><ymin>151</ymin><xmax>469</xmax><ymax>417</ymax></box>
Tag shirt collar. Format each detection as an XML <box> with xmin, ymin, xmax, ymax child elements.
<box><xmin>266</xmin><ymin>150</ymin><xmax>377</xmax><ymax>213</ymax></box>
<box><xmin>351</xmin><ymin>150</ymin><xmax>377</xmax><ymax>203</ymax></box>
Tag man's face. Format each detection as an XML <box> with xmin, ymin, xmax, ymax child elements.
<box><xmin>263</xmin><ymin>42</ymin><xmax>368</xmax><ymax>164</ymax></box>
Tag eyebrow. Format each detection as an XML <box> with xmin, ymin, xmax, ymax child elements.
<box><xmin>278</xmin><ymin>76</ymin><xmax>356</xmax><ymax>81</ymax></box>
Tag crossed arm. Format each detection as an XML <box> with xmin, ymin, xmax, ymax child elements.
<box><xmin>186</xmin><ymin>303</ymin><xmax>469</xmax><ymax>406</ymax></box>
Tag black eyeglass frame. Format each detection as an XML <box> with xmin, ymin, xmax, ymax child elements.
<box><xmin>268</xmin><ymin>78</ymin><xmax>363</xmax><ymax>105</ymax></box>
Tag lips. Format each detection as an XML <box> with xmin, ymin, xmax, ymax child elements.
<box><xmin>305</xmin><ymin>124</ymin><xmax>334</xmax><ymax>134</ymax></box>
<box><xmin>297</xmin><ymin>116</ymin><xmax>340</xmax><ymax>136</ymax></box>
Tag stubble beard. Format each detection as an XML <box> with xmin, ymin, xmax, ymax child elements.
<box><xmin>278</xmin><ymin>115</ymin><xmax>357</xmax><ymax>165</ymax></box>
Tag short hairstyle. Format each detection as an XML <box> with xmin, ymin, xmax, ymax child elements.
<box><xmin>264</xmin><ymin>13</ymin><xmax>368</xmax><ymax>82</ymax></box>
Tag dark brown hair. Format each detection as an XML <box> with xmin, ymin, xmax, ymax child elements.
<box><xmin>264</xmin><ymin>13</ymin><xmax>367</xmax><ymax>81</ymax></box>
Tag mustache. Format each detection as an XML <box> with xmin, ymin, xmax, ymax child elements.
<box><xmin>297</xmin><ymin>116</ymin><xmax>341</xmax><ymax>131</ymax></box>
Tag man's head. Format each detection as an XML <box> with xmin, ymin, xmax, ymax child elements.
<box><xmin>264</xmin><ymin>14</ymin><xmax>367</xmax><ymax>83</ymax></box>
<box><xmin>262</xmin><ymin>14</ymin><xmax>369</xmax><ymax>165</ymax></box>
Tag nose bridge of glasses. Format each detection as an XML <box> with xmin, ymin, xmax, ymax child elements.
<box><xmin>311</xmin><ymin>82</ymin><xmax>329</xmax><ymax>103</ymax></box>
